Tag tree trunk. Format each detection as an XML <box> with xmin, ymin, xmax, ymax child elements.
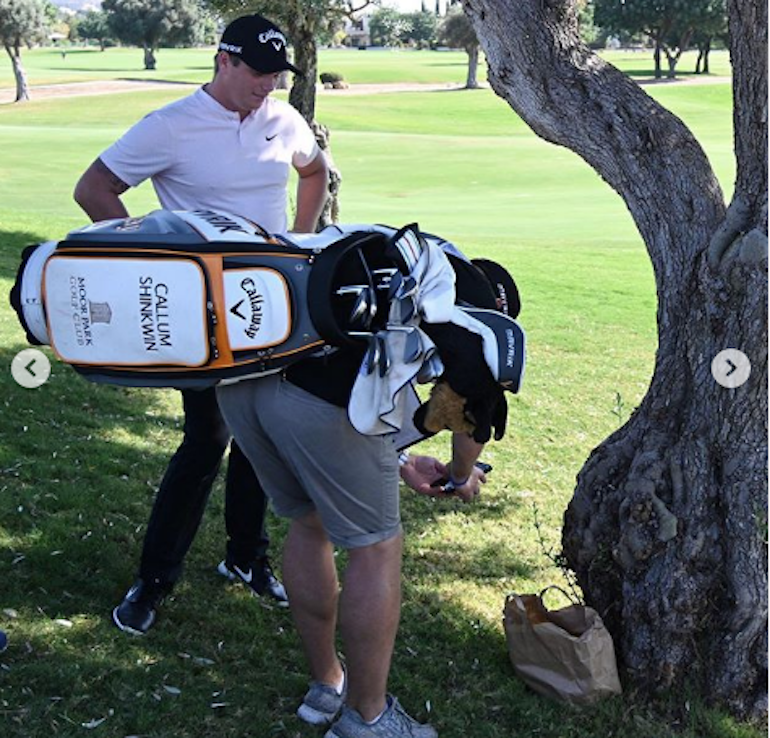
<box><xmin>465</xmin><ymin>44</ymin><xmax>479</xmax><ymax>88</ymax></box>
<box><xmin>696</xmin><ymin>38</ymin><xmax>712</xmax><ymax>74</ymax></box>
<box><xmin>287</xmin><ymin>25</ymin><xmax>341</xmax><ymax>229</ymax></box>
<box><xmin>5</xmin><ymin>42</ymin><xmax>30</xmax><ymax>102</ymax></box>
<box><xmin>143</xmin><ymin>46</ymin><xmax>156</xmax><ymax>71</ymax></box>
<box><xmin>276</xmin><ymin>69</ymin><xmax>290</xmax><ymax>90</ymax></box>
<box><xmin>664</xmin><ymin>31</ymin><xmax>692</xmax><ymax>79</ymax></box>
<box><xmin>313</xmin><ymin>121</ymin><xmax>341</xmax><ymax>229</ymax></box>
<box><xmin>664</xmin><ymin>48</ymin><xmax>680</xmax><ymax>78</ymax></box>
<box><xmin>462</xmin><ymin>0</ymin><xmax>767</xmax><ymax>718</ymax></box>
<box><xmin>289</xmin><ymin>27</ymin><xmax>318</xmax><ymax>123</ymax></box>
<box><xmin>653</xmin><ymin>37</ymin><xmax>662</xmax><ymax>78</ymax></box>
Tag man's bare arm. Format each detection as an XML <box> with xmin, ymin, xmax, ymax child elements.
<box><xmin>73</xmin><ymin>158</ymin><xmax>131</xmax><ymax>222</ymax></box>
<box><xmin>292</xmin><ymin>151</ymin><xmax>330</xmax><ymax>232</ymax></box>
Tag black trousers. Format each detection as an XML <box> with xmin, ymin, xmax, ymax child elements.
<box><xmin>138</xmin><ymin>387</ymin><xmax>269</xmax><ymax>585</ymax></box>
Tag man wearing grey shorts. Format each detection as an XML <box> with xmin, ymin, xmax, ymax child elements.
<box><xmin>218</xmin><ymin>349</ymin><xmax>485</xmax><ymax>737</ymax></box>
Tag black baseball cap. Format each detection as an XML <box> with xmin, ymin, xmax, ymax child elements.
<box><xmin>219</xmin><ymin>14</ymin><xmax>301</xmax><ymax>76</ymax></box>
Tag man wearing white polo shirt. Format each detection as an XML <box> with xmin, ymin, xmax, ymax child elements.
<box><xmin>74</xmin><ymin>14</ymin><xmax>329</xmax><ymax>634</ymax></box>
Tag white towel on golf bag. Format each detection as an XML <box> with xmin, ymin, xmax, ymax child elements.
<box><xmin>348</xmin><ymin>236</ymin><xmax>456</xmax><ymax>435</ymax></box>
<box><xmin>348</xmin><ymin>305</ymin><xmax>512</xmax><ymax>436</ymax></box>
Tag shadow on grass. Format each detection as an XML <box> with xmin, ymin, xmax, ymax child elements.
<box><xmin>425</xmin><ymin>60</ymin><xmax>477</xmax><ymax>69</ymax></box>
<box><xmin>0</xmin><ymin>227</ymin><xmax>49</xmax><ymax>283</ymax></box>
<box><xmin>119</xmin><ymin>77</ymin><xmax>200</xmax><ymax>86</ymax></box>
<box><xmin>0</xmin><ymin>570</ymin><xmax>723</xmax><ymax>738</ymax></box>
<box><xmin>0</xmin><ymin>344</ymin><xmax>760</xmax><ymax>737</ymax></box>
<box><xmin>624</xmin><ymin>68</ymin><xmax>716</xmax><ymax>81</ymax></box>
<box><xmin>0</xmin><ymin>341</ymin><xmax>182</xmax><ymax>619</ymax></box>
<box><xmin>406</xmin><ymin>537</ymin><xmax>533</xmax><ymax>583</ymax></box>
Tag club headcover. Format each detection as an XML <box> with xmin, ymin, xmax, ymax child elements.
<box><xmin>416</xmin><ymin>321</ymin><xmax>510</xmax><ymax>443</ymax></box>
<box><xmin>412</xmin><ymin>380</ymin><xmax>475</xmax><ymax>437</ymax></box>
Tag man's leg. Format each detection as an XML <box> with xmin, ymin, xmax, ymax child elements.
<box><xmin>223</xmin><ymin>440</ymin><xmax>270</xmax><ymax>565</ymax></box>
<box><xmin>139</xmin><ymin>388</ymin><xmax>229</xmax><ymax>584</ymax></box>
<box><xmin>339</xmin><ymin>534</ymin><xmax>403</xmax><ymax>722</ymax></box>
<box><xmin>283</xmin><ymin>511</ymin><xmax>343</xmax><ymax>687</ymax></box>
<box><xmin>219</xmin><ymin>439</ymin><xmax>287</xmax><ymax>604</ymax></box>
<box><xmin>114</xmin><ymin>388</ymin><xmax>230</xmax><ymax>635</ymax></box>
<box><xmin>283</xmin><ymin>510</ymin><xmax>402</xmax><ymax>722</ymax></box>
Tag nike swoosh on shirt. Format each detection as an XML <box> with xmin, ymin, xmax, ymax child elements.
<box><xmin>265</xmin><ymin>133</ymin><xmax>278</xmax><ymax>141</ymax></box>
<box><xmin>233</xmin><ymin>565</ymin><xmax>253</xmax><ymax>583</ymax></box>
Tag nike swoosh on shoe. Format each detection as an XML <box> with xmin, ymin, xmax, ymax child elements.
<box><xmin>233</xmin><ymin>565</ymin><xmax>253</xmax><ymax>583</ymax></box>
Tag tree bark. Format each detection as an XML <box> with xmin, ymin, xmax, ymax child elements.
<box><xmin>696</xmin><ymin>39</ymin><xmax>712</xmax><ymax>74</ymax></box>
<box><xmin>143</xmin><ymin>46</ymin><xmax>156</xmax><ymax>70</ymax></box>
<box><xmin>313</xmin><ymin>121</ymin><xmax>341</xmax><ymax>229</ymax></box>
<box><xmin>5</xmin><ymin>42</ymin><xmax>30</xmax><ymax>102</ymax></box>
<box><xmin>287</xmin><ymin>23</ymin><xmax>341</xmax><ymax>228</ymax></box>
<box><xmin>289</xmin><ymin>27</ymin><xmax>318</xmax><ymax>123</ymax></box>
<box><xmin>653</xmin><ymin>37</ymin><xmax>662</xmax><ymax>78</ymax></box>
<box><xmin>462</xmin><ymin>0</ymin><xmax>767</xmax><ymax>718</ymax></box>
<box><xmin>465</xmin><ymin>44</ymin><xmax>479</xmax><ymax>88</ymax></box>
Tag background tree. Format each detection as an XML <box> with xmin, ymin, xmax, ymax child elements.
<box><xmin>438</xmin><ymin>6</ymin><xmax>480</xmax><ymax>88</ymax></box>
<box><xmin>462</xmin><ymin>0</ymin><xmax>766</xmax><ymax>717</ymax></box>
<box><xmin>402</xmin><ymin>10</ymin><xmax>438</xmax><ymax>48</ymax></box>
<box><xmin>102</xmin><ymin>0</ymin><xmax>209</xmax><ymax>70</ymax></box>
<box><xmin>657</xmin><ymin>0</ymin><xmax>728</xmax><ymax>77</ymax></box>
<box><xmin>45</xmin><ymin>2</ymin><xmax>75</xmax><ymax>46</ymax></box>
<box><xmin>369</xmin><ymin>7</ymin><xmax>408</xmax><ymax>47</ymax></box>
<box><xmin>594</xmin><ymin>0</ymin><xmax>729</xmax><ymax>78</ymax></box>
<box><xmin>0</xmin><ymin>0</ymin><xmax>49</xmax><ymax>102</ymax></box>
<box><xmin>576</xmin><ymin>0</ymin><xmax>602</xmax><ymax>47</ymax></box>
<box><xmin>77</xmin><ymin>9</ymin><xmax>113</xmax><ymax>51</ymax></box>
<box><xmin>691</xmin><ymin>0</ymin><xmax>728</xmax><ymax>74</ymax></box>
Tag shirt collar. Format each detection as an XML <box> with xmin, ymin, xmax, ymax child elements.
<box><xmin>196</xmin><ymin>85</ymin><xmax>264</xmax><ymax>123</ymax></box>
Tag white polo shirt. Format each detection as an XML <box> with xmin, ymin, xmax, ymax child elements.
<box><xmin>100</xmin><ymin>88</ymin><xmax>320</xmax><ymax>233</ymax></box>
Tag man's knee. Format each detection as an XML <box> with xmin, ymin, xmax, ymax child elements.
<box><xmin>348</xmin><ymin>532</ymin><xmax>403</xmax><ymax>564</ymax></box>
<box><xmin>291</xmin><ymin>511</ymin><xmax>329</xmax><ymax>540</ymax></box>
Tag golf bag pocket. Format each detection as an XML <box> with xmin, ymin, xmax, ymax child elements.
<box><xmin>44</xmin><ymin>255</ymin><xmax>210</xmax><ymax>367</ymax></box>
<box><xmin>222</xmin><ymin>267</ymin><xmax>292</xmax><ymax>352</ymax></box>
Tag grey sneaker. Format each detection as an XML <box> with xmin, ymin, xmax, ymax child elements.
<box><xmin>324</xmin><ymin>695</ymin><xmax>437</xmax><ymax>738</ymax></box>
<box><xmin>297</xmin><ymin>673</ymin><xmax>346</xmax><ymax>726</ymax></box>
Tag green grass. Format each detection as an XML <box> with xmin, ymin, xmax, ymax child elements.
<box><xmin>0</xmin><ymin>45</ymin><xmax>732</xmax><ymax>90</ymax></box>
<box><xmin>0</xmin><ymin>47</ymin><xmax>759</xmax><ymax>738</ymax></box>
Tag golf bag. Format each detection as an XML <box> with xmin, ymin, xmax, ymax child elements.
<box><xmin>9</xmin><ymin>209</ymin><xmax>526</xmax><ymax>439</ymax></box>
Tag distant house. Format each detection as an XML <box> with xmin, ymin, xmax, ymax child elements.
<box><xmin>343</xmin><ymin>13</ymin><xmax>371</xmax><ymax>47</ymax></box>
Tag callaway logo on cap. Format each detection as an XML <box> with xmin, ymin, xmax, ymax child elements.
<box><xmin>219</xmin><ymin>14</ymin><xmax>301</xmax><ymax>76</ymax></box>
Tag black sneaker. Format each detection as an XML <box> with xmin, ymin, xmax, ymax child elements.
<box><xmin>112</xmin><ymin>578</ymin><xmax>172</xmax><ymax>635</ymax></box>
<box><xmin>217</xmin><ymin>558</ymin><xmax>289</xmax><ymax>607</ymax></box>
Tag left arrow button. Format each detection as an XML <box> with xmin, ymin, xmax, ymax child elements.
<box><xmin>12</xmin><ymin>349</ymin><xmax>51</xmax><ymax>389</ymax></box>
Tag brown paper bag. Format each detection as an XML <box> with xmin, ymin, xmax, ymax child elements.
<box><xmin>503</xmin><ymin>587</ymin><xmax>622</xmax><ymax>705</ymax></box>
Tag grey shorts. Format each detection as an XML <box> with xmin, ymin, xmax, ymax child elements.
<box><xmin>217</xmin><ymin>374</ymin><xmax>401</xmax><ymax>549</ymax></box>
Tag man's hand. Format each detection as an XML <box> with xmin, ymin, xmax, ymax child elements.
<box><xmin>433</xmin><ymin>464</ymin><xmax>488</xmax><ymax>503</ymax></box>
<box><xmin>400</xmin><ymin>454</ymin><xmax>488</xmax><ymax>503</ymax></box>
<box><xmin>400</xmin><ymin>454</ymin><xmax>448</xmax><ymax>496</ymax></box>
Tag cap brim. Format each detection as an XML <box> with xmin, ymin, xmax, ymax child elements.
<box><xmin>242</xmin><ymin>58</ymin><xmax>303</xmax><ymax>76</ymax></box>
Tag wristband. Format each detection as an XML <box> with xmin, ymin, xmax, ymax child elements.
<box><xmin>449</xmin><ymin>474</ymin><xmax>470</xmax><ymax>487</ymax></box>
<box><xmin>448</xmin><ymin>462</ymin><xmax>469</xmax><ymax>487</ymax></box>
<box><xmin>398</xmin><ymin>452</ymin><xmax>410</xmax><ymax>467</ymax></box>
